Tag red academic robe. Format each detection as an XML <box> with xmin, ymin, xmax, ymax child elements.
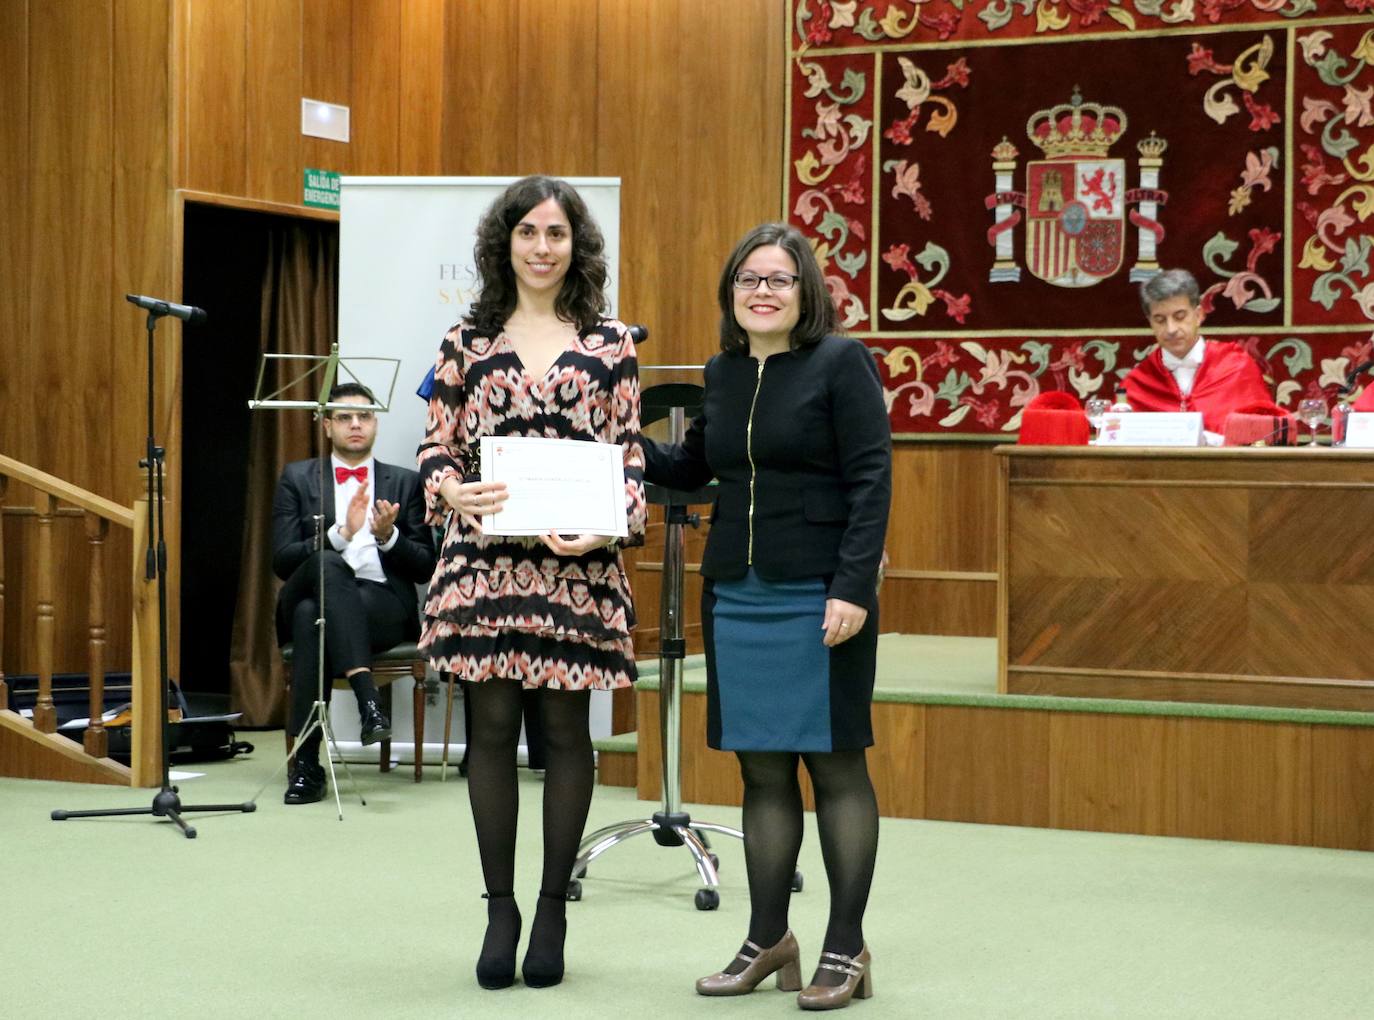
<box><xmin>1123</xmin><ymin>340</ymin><xmax>1271</xmax><ymax>433</ymax></box>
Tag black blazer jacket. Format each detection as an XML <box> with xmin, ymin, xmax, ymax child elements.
<box><xmin>642</xmin><ymin>335</ymin><xmax>891</xmax><ymax>607</ymax></box>
<box><xmin>271</xmin><ymin>457</ymin><xmax>437</xmax><ymax>640</ymax></box>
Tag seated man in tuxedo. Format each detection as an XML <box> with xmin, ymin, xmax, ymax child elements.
<box><xmin>1123</xmin><ymin>268</ymin><xmax>1270</xmax><ymax>440</ymax></box>
<box><xmin>272</xmin><ymin>382</ymin><xmax>436</xmax><ymax>804</ymax></box>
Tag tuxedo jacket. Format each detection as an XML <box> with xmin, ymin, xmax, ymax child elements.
<box><xmin>641</xmin><ymin>335</ymin><xmax>892</xmax><ymax>608</ymax></box>
<box><xmin>271</xmin><ymin>457</ymin><xmax>436</xmax><ymax>641</ymax></box>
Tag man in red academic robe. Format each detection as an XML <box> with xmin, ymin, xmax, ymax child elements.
<box><xmin>1123</xmin><ymin>269</ymin><xmax>1271</xmax><ymax>437</ymax></box>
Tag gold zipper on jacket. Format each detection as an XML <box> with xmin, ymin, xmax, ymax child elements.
<box><xmin>746</xmin><ymin>359</ymin><xmax>765</xmax><ymax>565</ymax></box>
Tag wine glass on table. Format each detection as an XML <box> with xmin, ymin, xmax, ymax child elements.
<box><xmin>1298</xmin><ymin>397</ymin><xmax>1327</xmax><ymax>449</ymax></box>
<box><xmin>1084</xmin><ymin>397</ymin><xmax>1110</xmax><ymax>444</ymax></box>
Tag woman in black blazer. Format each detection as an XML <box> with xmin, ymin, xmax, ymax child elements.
<box><xmin>642</xmin><ymin>223</ymin><xmax>892</xmax><ymax>1010</ymax></box>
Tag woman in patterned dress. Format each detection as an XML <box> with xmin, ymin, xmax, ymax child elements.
<box><xmin>417</xmin><ymin>176</ymin><xmax>646</xmax><ymax>991</ymax></box>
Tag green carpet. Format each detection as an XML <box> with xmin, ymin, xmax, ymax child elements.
<box><xmin>3</xmin><ymin>749</ymin><xmax>1371</xmax><ymax>1018</ymax></box>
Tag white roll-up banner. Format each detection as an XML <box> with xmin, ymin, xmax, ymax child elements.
<box><xmin>337</xmin><ymin>176</ymin><xmax>622</xmax><ymax>470</ymax></box>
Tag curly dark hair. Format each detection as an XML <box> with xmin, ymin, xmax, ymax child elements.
<box><xmin>717</xmin><ymin>222</ymin><xmax>838</xmax><ymax>354</ymax></box>
<box><xmin>466</xmin><ymin>176</ymin><xmax>609</xmax><ymax>336</ymax></box>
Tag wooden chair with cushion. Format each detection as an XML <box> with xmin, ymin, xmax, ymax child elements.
<box><xmin>281</xmin><ymin>641</ymin><xmax>428</xmax><ymax>782</ymax></box>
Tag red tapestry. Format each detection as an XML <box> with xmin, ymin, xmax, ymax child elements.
<box><xmin>786</xmin><ymin>2</ymin><xmax>1374</xmax><ymax>437</ymax></box>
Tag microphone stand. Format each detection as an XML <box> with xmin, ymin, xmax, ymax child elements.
<box><xmin>52</xmin><ymin>305</ymin><xmax>256</xmax><ymax>838</ymax></box>
<box><xmin>567</xmin><ymin>377</ymin><xmax>777</xmax><ymax>912</ymax></box>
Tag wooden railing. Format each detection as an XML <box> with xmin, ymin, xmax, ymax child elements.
<box><xmin>0</xmin><ymin>453</ymin><xmax>159</xmax><ymax>786</ymax></box>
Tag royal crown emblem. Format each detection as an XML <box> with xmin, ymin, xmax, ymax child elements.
<box><xmin>985</xmin><ymin>89</ymin><xmax>1169</xmax><ymax>289</ymax></box>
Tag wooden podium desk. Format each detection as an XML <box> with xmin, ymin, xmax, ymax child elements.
<box><xmin>997</xmin><ymin>446</ymin><xmax>1374</xmax><ymax>711</ymax></box>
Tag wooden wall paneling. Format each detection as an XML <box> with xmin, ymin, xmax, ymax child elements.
<box><xmin>679</xmin><ymin>688</ymin><xmax>745</xmax><ymax>806</ymax></box>
<box><xmin>1249</xmin><ymin>581</ymin><xmax>1374</xmax><ymax>681</ymax></box>
<box><xmin>635</xmin><ymin>686</ymin><xmax>661</xmax><ymax>799</ymax></box>
<box><xmin>111</xmin><ymin>3</ymin><xmax>171</xmax><ymax>677</ymax></box>
<box><xmin>1310</xmin><ymin>725</ymin><xmax>1374</xmax><ymax>851</ymax></box>
<box><xmin>29</xmin><ymin>0</ymin><xmax>115</xmax><ymax>489</ymax></box>
<box><xmin>1170</xmin><ymin>717</ymin><xmax>1312</xmax><ymax>846</ymax></box>
<box><xmin>888</xmin><ymin>446</ymin><xmax>999</xmax><ymax>574</ymax></box>
<box><xmin>182</xmin><ymin>0</ymin><xmax>248</xmax><ymax>195</ymax></box>
<box><xmin>675</xmin><ymin>0</ymin><xmax>785</xmax><ymax>368</ymax></box>
<box><xmin>877</xmin><ymin>576</ymin><xmax>995</xmax><ymax>637</ymax></box>
<box><xmin>923</xmin><ymin>706</ymin><xmax>1050</xmax><ymax>827</ymax></box>
<box><xmin>1008</xmin><ymin>578</ymin><xmax>1250</xmax><ymax>674</ymax></box>
<box><xmin>440</xmin><ymin>0</ymin><xmax>519</xmax><ymax>175</ymax></box>
<box><xmin>113</xmin><ymin>0</ymin><xmax>173</xmax><ymax>504</ymax></box>
<box><xmin>1008</xmin><ymin>668</ymin><xmax>1374</xmax><ymax>712</ymax></box>
<box><xmin>595</xmin><ymin>0</ymin><xmax>686</xmax><ymax>346</ymax></box>
<box><xmin>398</xmin><ymin>0</ymin><xmax>444</xmax><ymax>174</ymax></box>
<box><xmin>635</xmin><ymin>687</ymin><xmax>745</xmax><ymax>806</ymax></box>
<box><xmin>1047</xmin><ymin>713</ymin><xmax>1175</xmax><ymax>836</ymax></box>
<box><xmin>245</xmin><ymin>0</ymin><xmax>303</xmax><ymax>204</ymax></box>
<box><xmin>514</xmin><ymin>0</ymin><xmax>599</xmax><ymax>176</ymax></box>
<box><xmin>349</xmin><ymin>0</ymin><xmax>400</xmax><ymax>177</ymax></box>
<box><xmin>1010</xmin><ymin>485</ymin><xmax>1249</xmax><ymax>582</ymax></box>
<box><xmin>302</xmin><ymin>0</ymin><xmax>354</xmax><ymax>177</ymax></box>
<box><xmin>1249</xmin><ymin>488</ymin><xmax>1374</xmax><ymax>585</ymax></box>
<box><xmin>869</xmin><ymin>702</ymin><xmax>926</xmax><ymax>818</ymax></box>
<box><xmin>0</xmin><ymin>0</ymin><xmax>29</xmax><ymax>464</ymax></box>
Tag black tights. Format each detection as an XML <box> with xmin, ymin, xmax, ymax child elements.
<box><xmin>734</xmin><ymin>749</ymin><xmax>878</xmax><ymax>974</ymax></box>
<box><xmin>465</xmin><ymin>681</ymin><xmax>594</xmax><ymax>897</ymax></box>
<box><xmin>466</xmin><ymin>681</ymin><xmax>593</xmax><ymax>983</ymax></box>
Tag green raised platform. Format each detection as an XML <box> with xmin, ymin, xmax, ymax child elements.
<box><xmin>634</xmin><ymin>634</ymin><xmax>1374</xmax><ymax>727</ymax></box>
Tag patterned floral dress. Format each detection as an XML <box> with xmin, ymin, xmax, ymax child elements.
<box><xmin>417</xmin><ymin>318</ymin><xmax>646</xmax><ymax>689</ymax></box>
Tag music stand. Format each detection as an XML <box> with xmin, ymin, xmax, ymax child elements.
<box><xmin>245</xmin><ymin>344</ymin><xmax>400</xmax><ymax>820</ymax></box>
<box><xmin>568</xmin><ymin>378</ymin><xmax>748</xmax><ymax>911</ymax></box>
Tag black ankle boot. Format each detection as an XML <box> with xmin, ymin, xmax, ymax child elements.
<box><xmin>475</xmin><ymin>892</ymin><xmax>521</xmax><ymax>990</ymax></box>
<box><xmin>521</xmin><ymin>890</ymin><xmax>568</xmax><ymax>988</ymax></box>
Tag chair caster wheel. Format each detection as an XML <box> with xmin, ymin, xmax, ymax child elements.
<box><xmin>566</xmin><ymin>879</ymin><xmax>582</xmax><ymax>902</ymax></box>
<box><xmin>791</xmin><ymin>870</ymin><xmax>804</xmax><ymax>893</ymax></box>
<box><xmin>694</xmin><ymin>888</ymin><xmax>720</xmax><ymax>911</ymax></box>
<box><xmin>708</xmin><ymin>853</ymin><xmax>720</xmax><ymax>871</ymax></box>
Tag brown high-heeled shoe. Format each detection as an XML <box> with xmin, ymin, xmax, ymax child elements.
<box><xmin>695</xmin><ymin>931</ymin><xmax>802</xmax><ymax>996</ymax></box>
<box><xmin>796</xmin><ymin>945</ymin><xmax>872</xmax><ymax>1010</ymax></box>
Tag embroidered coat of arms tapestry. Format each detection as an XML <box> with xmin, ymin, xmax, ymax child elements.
<box><xmin>786</xmin><ymin>0</ymin><xmax>1374</xmax><ymax>437</ymax></box>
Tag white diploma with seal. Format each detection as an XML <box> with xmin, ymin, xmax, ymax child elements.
<box><xmin>479</xmin><ymin>435</ymin><xmax>628</xmax><ymax>538</ymax></box>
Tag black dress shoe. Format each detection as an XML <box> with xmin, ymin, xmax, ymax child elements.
<box><xmin>284</xmin><ymin>759</ymin><xmax>325</xmax><ymax>805</ymax></box>
<box><xmin>358</xmin><ymin>700</ymin><xmax>391</xmax><ymax>746</ymax></box>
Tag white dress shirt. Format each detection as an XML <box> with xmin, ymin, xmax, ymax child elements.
<box><xmin>1161</xmin><ymin>338</ymin><xmax>1205</xmax><ymax>397</ymax></box>
<box><xmin>328</xmin><ymin>455</ymin><xmax>397</xmax><ymax>584</ymax></box>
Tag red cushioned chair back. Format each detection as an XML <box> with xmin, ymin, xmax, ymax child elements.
<box><xmin>1017</xmin><ymin>391</ymin><xmax>1090</xmax><ymax>445</ymax></box>
<box><xmin>1222</xmin><ymin>400</ymin><xmax>1298</xmax><ymax>446</ymax></box>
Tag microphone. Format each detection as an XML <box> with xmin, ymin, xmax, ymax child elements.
<box><xmin>628</xmin><ymin>324</ymin><xmax>648</xmax><ymax>345</ymax></box>
<box><xmin>125</xmin><ymin>293</ymin><xmax>208</xmax><ymax>324</ymax></box>
<box><xmin>1339</xmin><ymin>358</ymin><xmax>1374</xmax><ymax>395</ymax></box>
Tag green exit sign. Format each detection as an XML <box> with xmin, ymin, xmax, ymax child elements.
<box><xmin>303</xmin><ymin>168</ymin><xmax>341</xmax><ymax>209</ymax></box>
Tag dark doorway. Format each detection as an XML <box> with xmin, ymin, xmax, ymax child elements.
<box><xmin>179</xmin><ymin>202</ymin><xmax>337</xmax><ymax>708</ymax></box>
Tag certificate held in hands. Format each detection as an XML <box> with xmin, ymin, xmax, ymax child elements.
<box><xmin>480</xmin><ymin>436</ymin><xmax>628</xmax><ymax>538</ymax></box>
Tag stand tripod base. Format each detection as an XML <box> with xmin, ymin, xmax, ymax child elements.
<box><xmin>52</xmin><ymin>787</ymin><xmax>257</xmax><ymax>840</ymax></box>
<box><xmin>250</xmin><ymin>699</ymin><xmax>366</xmax><ymax>820</ymax></box>
<box><xmin>569</xmin><ymin>812</ymin><xmax>752</xmax><ymax>911</ymax></box>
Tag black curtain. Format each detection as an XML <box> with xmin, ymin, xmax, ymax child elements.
<box><xmin>180</xmin><ymin>204</ymin><xmax>338</xmax><ymax>726</ymax></box>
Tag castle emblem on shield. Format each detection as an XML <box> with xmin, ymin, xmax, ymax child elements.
<box><xmin>985</xmin><ymin>89</ymin><xmax>1169</xmax><ymax>288</ymax></box>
